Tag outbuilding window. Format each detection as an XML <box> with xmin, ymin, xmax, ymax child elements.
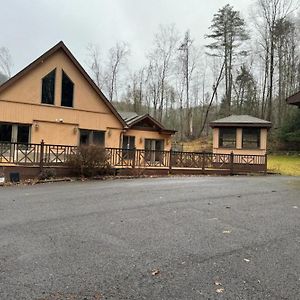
<box><xmin>242</xmin><ymin>128</ymin><xmax>260</xmax><ymax>149</ymax></box>
<box><xmin>41</xmin><ymin>69</ymin><xmax>56</xmax><ymax>105</ymax></box>
<box><xmin>61</xmin><ymin>71</ymin><xmax>74</xmax><ymax>107</ymax></box>
<box><xmin>219</xmin><ymin>128</ymin><xmax>236</xmax><ymax>148</ymax></box>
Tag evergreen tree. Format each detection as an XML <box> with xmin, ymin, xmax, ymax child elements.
<box><xmin>206</xmin><ymin>4</ymin><xmax>249</xmax><ymax>115</ymax></box>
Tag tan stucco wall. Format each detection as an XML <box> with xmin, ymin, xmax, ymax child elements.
<box><xmin>123</xmin><ymin>129</ymin><xmax>172</xmax><ymax>151</ymax></box>
<box><xmin>0</xmin><ymin>49</ymin><xmax>123</xmax><ymax>146</ymax></box>
<box><xmin>212</xmin><ymin>127</ymin><xmax>268</xmax><ymax>155</ymax></box>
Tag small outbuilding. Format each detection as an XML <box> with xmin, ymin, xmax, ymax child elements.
<box><xmin>209</xmin><ymin>115</ymin><xmax>272</xmax><ymax>155</ymax></box>
<box><xmin>286</xmin><ymin>91</ymin><xmax>300</xmax><ymax>108</ymax></box>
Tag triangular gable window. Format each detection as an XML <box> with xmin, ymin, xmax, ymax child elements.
<box><xmin>41</xmin><ymin>69</ymin><xmax>56</xmax><ymax>105</ymax></box>
<box><xmin>61</xmin><ymin>70</ymin><xmax>74</xmax><ymax>107</ymax></box>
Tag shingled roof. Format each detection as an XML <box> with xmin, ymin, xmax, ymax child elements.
<box><xmin>118</xmin><ymin>111</ymin><xmax>176</xmax><ymax>134</ymax></box>
<box><xmin>210</xmin><ymin>115</ymin><xmax>272</xmax><ymax>128</ymax></box>
<box><xmin>286</xmin><ymin>91</ymin><xmax>300</xmax><ymax>107</ymax></box>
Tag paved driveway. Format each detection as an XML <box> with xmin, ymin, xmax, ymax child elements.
<box><xmin>0</xmin><ymin>176</ymin><xmax>299</xmax><ymax>299</ymax></box>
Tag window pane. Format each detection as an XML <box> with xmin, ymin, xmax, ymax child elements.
<box><xmin>17</xmin><ymin>125</ymin><xmax>30</xmax><ymax>144</ymax></box>
<box><xmin>122</xmin><ymin>136</ymin><xmax>135</xmax><ymax>149</ymax></box>
<box><xmin>144</xmin><ymin>139</ymin><xmax>164</xmax><ymax>161</ymax></box>
<box><xmin>242</xmin><ymin>128</ymin><xmax>260</xmax><ymax>149</ymax></box>
<box><xmin>219</xmin><ymin>128</ymin><xmax>236</xmax><ymax>148</ymax></box>
<box><xmin>42</xmin><ymin>69</ymin><xmax>56</xmax><ymax>104</ymax></box>
<box><xmin>155</xmin><ymin>140</ymin><xmax>164</xmax><ymax>161</ymax></box>
<box><xmin>0</xmin><ymin>124</ymin><xmax>12</xmax><ymax>142</ymax></box>
<box><xmin>61</xmin><ymin>71</ymin><xmax>74</xmax><ymax>107</ymax></box>
<box><xmin>155</xmin><ymin>140</ymin><xmax>164</xmax><ymax>151</ymax></box>
<box><xmin>93</xmin><ymin>131</ymin><xmax>105</xmax><ymax>146</ymax></box>
<box><xmin>122</xmin><ymin>136</ymin><xmax>128</xmax><ymax>149</ymax></box>
<box><xmin>122</xmin><ymin>136</ymin><xmax>135</xmax><ymax>159</ymax></box>
<box><xmin>80</xmin><ymin>130</ymin><xmax>90</xmax><ymax>145</ymax></box>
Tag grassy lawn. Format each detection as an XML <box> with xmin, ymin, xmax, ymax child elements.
<box><xmin>268</xmin><ymin>155</ymin><xmax>300</xmax><ymax>176</ymax></box>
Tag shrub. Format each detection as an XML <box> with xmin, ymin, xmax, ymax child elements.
<box><xmin>38</xmin><ymin>168</ymin><xmax>57</xmax><ymax>180</ymax></box>
<box><xmin>67</xmin><ymin>145</ymin><xmax>111</xmax><ymax>177</ymax></box>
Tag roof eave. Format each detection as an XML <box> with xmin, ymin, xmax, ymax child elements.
<box><xmin>286</xmin><ymin>91</ymin><xmax>300</xmax><ymax>106</ymax></box>
<box><xmin>160</xmin><ymin>129</ymin><xmax>177</xmax><ymax>135</ymax></box>
<box><xmin>209</xmin><ymin>122</ymin><xmax>272</xmax><ymax>128</ymax></box>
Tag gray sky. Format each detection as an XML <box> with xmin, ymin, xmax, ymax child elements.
<box><xmin>1</xmin><ymin>0</ymin><xmax>254</xmax><ymax>75</ymax></box>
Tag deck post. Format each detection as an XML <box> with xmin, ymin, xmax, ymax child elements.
<box><xmin>230</xmin><ymin>151</ymin><xmax>234</xmax><ymax>176</ymax></box>
<box><xmin>169</xmin><ymin>149</ymin><xmax>173</xmax><ymax>174</ymax></box>
<box><xmin>39</xmin><ymin>140</ymin><xmax>45</xmax><ymax>172</ymax></box>
<box><xmin>264</xmin><ymin>153</ymin><xmax>268</xmax><ymax>175</ymax></box>
<box><xmin>202</xmin><ymin>151</ymin><xmax>206</xmax><ymax>173</ymax></box>
<box><xmin>132</xmin><ymin>147</ymin><xmax>136</xmax><ymax>169</ymax></box>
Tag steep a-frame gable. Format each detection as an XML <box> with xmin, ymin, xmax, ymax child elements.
<box><xmin>0</xmin><ymin>41</ymin><xmax>126</xmax><ymax>127</ymax></box>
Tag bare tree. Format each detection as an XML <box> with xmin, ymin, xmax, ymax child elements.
<box><xmin>255</xmin><ymin>0</ymin><xmax>294</xmax><ymax>121</ymax></box>
<box><xmin>178</xmin><ymin>30</ymin><xmax>199</xmax><ymax>137</ymax></box>
<box><xmin>147</xmin><ymin>24</ymin><xmax>179</xmax><ymax>121</ymax></box>
<box><xmin>125</xmin><ymin>67</ymin><xmax>146</xmax><ymax>113</ymax></box>
<box><xmin>199</xmin><ymin>60</ymin><xmax>225</xmax><ymax>136</ymax></box>
<box><xmin>86</xmin><ymin>44</ymin><xmax>103</xmax><ymax>88</ymax></box>
<box><xmin>104</xmin><ymin>42</ymin><xmax>130</xmax><ymax>102</ymax></box>
<box><xmin>274</xmin><ymin>17</ymin><xmax>298</xmax><ymax>125</ymax></box>
<box><xmin>0</xmin><ymin>47</ymin><xmax>13</xmax><ymax>78</ymax></box>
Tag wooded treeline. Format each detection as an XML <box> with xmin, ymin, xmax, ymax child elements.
<box><xmin>1</xmin><ymin>0</ymin><xmax>299</xmax><ymax>146</ymax></box>
<box><xmin>86</xmin><ymin>0</ymin><xmax>300</xmax><ymax>143</ymax></box>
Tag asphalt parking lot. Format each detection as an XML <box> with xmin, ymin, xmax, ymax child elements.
<box><xmin>0</xmin><ymin>176</ymin><xmax>299</xmax><ymax>299</ymax></box>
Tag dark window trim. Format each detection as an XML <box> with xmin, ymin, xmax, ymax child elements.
<box><xmin>61</xmin><ymin>69</ymin><xmax>74</xmax><ymax>108</ymax></box>
<box><xmin>41</xmin><ymin>68</ymin><xmax>56</xmax><ymax>105</ymax></box>
<box><xmin>79</xmin><ymin>129</ymin><xmax>105</xmax><ymax>146</ymax></box>
<box><xmin>122</xmin><ymin>135</ymin><xmax>135</xmax><ymax>149</ymax></box>
<box><xmin>242</xmin><ymin>127</ymin><xmax>261</xmax><ymax>149</ymax></box>
<box><xmin>0</xmin><ymin>122</ymin><xmax>31</xmax><ymax>144</ymax></box>
<box><xmin>218</xmin><ymin>127</ymin><xmax>236</xmax><ymax>149</ymax></box>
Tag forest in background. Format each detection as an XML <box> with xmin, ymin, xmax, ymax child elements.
<box><xmin>1</xmin><ymin>0</ymin><xmax>299</xmax><ymax>150</ymax></box>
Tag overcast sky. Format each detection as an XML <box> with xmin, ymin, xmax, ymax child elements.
<box><xmin>1</xmin><ymin>0</ymin><xmax>254</xmax><ymax>75</ymax></box>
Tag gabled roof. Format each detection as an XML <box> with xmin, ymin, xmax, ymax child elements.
<box><xmin>0</xmin><ymin>41</ymin><xmax>127</xmax><ymax>127</ymax></box>
<box><xmin>286</xmin><ymin>91</ymin><xmax>300</xmax><ymax>107</ymax></box>
<box><xmin>210</xmin><ymin>115</ymin><xmax>272</xmax><ymax>128</ymax></box>
<box><xmin>119</xmin><ymin>111</ymin><xmax>176</xmax><ymax>134</ymax></box>
<box><xmin>119</xmin><ymin>111</ymin><xmax>139</xmax><ymax>124</ymax></box>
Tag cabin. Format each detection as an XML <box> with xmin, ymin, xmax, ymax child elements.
<box><xmin>286</xmin><ymin>91</ymin><xmax>300</xmax><ymax>108</ymax></box>
<box><xmin>210</xmin><ymin>115</ymin><xmax>272</xmax><ymax>156</ymax></box>
<box><xmin>119</xmin><ymin>112</ymin><xmax>175</xmax><ymax>152</ymax></box>
<box><xmin>0</xmin><ymin>41</ymin><xmax>175</xmax><ymax>152</ymax></box>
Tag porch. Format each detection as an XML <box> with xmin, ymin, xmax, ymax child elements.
<box><xmin>0</xmin><ymin>141</ymin><xmax>267</xmax><ymax>180</ymax></box>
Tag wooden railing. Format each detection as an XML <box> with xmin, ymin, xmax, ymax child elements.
<box><xmin>0</xmin><ymin>142</ymin><xmax>267</xmax><ymax>174</ymax></box>
<box><xmin>0</xmin><ymin>141</ymin><xmax>77</xmax><ymax>168</ymax></box>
